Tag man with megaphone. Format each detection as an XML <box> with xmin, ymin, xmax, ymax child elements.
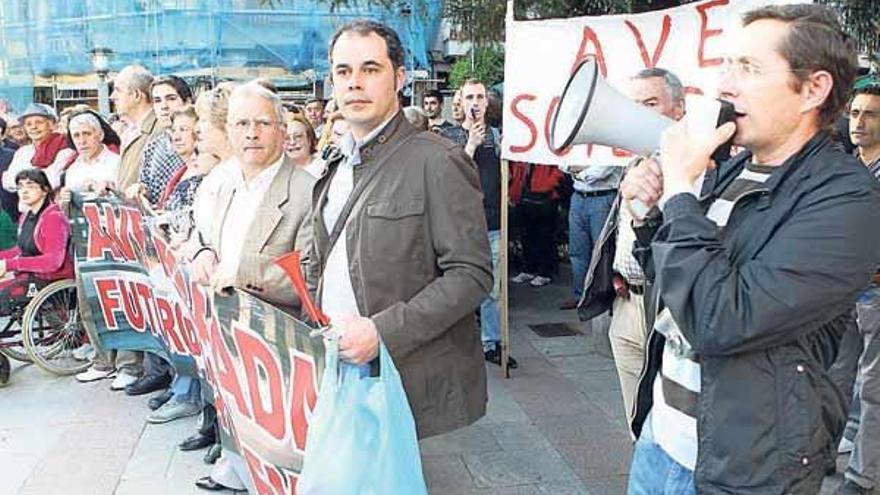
<box><xmin>609</xmin><ymin>5</ymin><xmax>880</xmax><ymax>494</ymax></box>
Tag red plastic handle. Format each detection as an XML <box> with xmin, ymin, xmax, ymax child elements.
<box><xmin>274</xmin><ymin>251</ymin><xmax>330</xmax><ymax>327</ymax></box>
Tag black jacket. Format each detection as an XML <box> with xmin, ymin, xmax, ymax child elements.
<box><xmin>631</xmin><ymin>132</ymin><xmax>880</xmax><ymax>493</ymax></box>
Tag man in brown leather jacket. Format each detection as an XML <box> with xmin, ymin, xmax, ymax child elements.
<box><xmin>309</xmin><ymin>19</ymin><xmax>493</xmax><ymax>439</ymax></box>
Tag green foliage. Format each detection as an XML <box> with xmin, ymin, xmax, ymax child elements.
<box><xmin>816</xmin><ymin>0</ymin><xmax>879</xmax><ymax>56</ymax></box>
<box><xmin>448</xmin><ymin>45</ymin><xmax>505</xmax><ymax>88</ymax></box>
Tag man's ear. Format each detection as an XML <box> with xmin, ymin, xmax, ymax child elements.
<box><xmin>799</xmin><ymin>70</ymin><xmax>833</xmax><ymax>115</ymax></box>
<box><xmin>395</xmin><ymin>66</ymin><xmax>407</xmax><ymax>93</ymax></box>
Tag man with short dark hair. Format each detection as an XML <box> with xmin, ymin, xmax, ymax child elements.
<box><xmin>621</xmin><ymin>5</ymin><xmax>880</xmax><ymax>493</ymax></box>
<box><xmin>151</xmin><ymin>75</ymin><xmax>193</xmax><ymax>127</ymax></box>
<box><xmin>839</xmin><ymin>81</ymin><xmax>880</xmax><ymax>495</ymax></box>
<box><xmin>136</xmin><ymin>75</ymin><xmax>199</xmax><ymax>414</ymax></box>
<box><xmin>310</xmin><ymin>18</ymin><xmax>492</xmax><ymax>440</ymax></box>
<box><xmin>304</xmin><ymin>98</ymin><xmax>325</xmax><ymax>137</ymax></box>
<box><xmin>121</xmin><ymin>75</ymin><xmax>188</xmax><ymax>209</ymax></box>
<box><xmin>422</xmin><ymin>89</ymin><xmax>452</xmax><ymax>132</ymax></box>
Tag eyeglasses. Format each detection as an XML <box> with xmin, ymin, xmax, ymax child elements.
<box><xmin>720</xmin><ymin>57</ymin><xmax>809</xmax><ymax>80</ymax></box>
<box><xmin>230</xmin><ymin>118</ymin><xmax>278</xmax><ymax>132</ymax></box>
<box><xmin>17</xmin><ymin>182</ymin><xmax>44</xmax><ymax>191</ymax></box>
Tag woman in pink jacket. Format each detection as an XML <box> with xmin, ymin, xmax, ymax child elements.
<box><xmin>0</xmin><ymin>168</ymin><xmax>73</xmax><ymax>286</ymax></box>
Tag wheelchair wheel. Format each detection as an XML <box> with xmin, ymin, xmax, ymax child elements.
<box><xmin>22</xmin><ymin>279</ymin><xmax>89</xmax><ymax>376</ymax></box>
<box><xmin>0</xmin><ymin>314</ymin><xmax>30</xmax><ymax>363</ymax></box>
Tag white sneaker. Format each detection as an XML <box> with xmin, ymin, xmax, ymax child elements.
<box><xmin>72</xmin><ymin>344</ymin><xmax>95</xmax><ymax>362</ymax></box>
<box><xmin>110</xmin><ymin>371</ymin><xmax>140</xmax><ymax>391</ymax></box>
<box><xmin>76</xmin><ymin>366</ymin><xmax>116</xmax><ymax>383</ymax></box>
<box><xmin>839</xmin><ymin>436</ymin><xmax>855</xmax><ymax>454</ymax></box>
<box><xmin>511</xmin><ymin>272</ymin><xmax>535</xmax><ymax>284</ymax></box>
<box><xmin>530</xmin><ymin>276</ymin><xmax>552</xmax><ymax>287</ymax></box>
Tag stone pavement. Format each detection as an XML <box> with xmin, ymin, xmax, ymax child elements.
<box><xmin>0</xmin><ymin>273</ymin><xmax>849</xmax><ymax>494</ymax></box>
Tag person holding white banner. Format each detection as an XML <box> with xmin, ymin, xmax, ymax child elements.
<box><xmin>621</xmin><ymin>5</ymin><xmax>880</xmax><ymax>493</ymax></box>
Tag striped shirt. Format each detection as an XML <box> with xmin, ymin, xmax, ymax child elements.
<box><xmin>651</xmin><ymin>162</ymin><xmax>773</xmax><ymax>470</ymax></box>
<box><xmin>860</xmin><ymin>152</ymin><xmax>880</xmax><ymax>180</ymax></box>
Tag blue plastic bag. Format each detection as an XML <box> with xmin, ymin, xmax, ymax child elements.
<box><xmin>299</xmin><ymin>339</ymin><xmax>428</xmax><ymax>495</ymax></box>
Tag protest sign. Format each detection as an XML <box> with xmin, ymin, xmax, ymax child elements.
<box><xmin>69</xmin><ymin>195</ymin><xmax>324</xmax><ymax>494</ymax></box>
<box><xmin>501</xmin><ymin>0</ymin><xmax>802</xmax><ymax>166</ymax></box>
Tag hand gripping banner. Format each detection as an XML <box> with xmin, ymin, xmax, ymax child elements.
<box><xmin>69</xmin><ymin>194</ymin><xmax>324</xmax><ymax>494</ymax></box>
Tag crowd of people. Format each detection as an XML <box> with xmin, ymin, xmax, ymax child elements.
<box><xmin>0</xmin><ymin>4</ymin><xmax>878</xmax><ymax>494</ymax></box>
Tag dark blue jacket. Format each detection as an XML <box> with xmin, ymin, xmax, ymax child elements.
<box><xmin>632</xmin><ymin>132</ymin><xmax>880</xmax><ymax>493</ymax></box>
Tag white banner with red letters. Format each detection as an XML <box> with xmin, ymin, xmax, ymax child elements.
<box><xmin>501</xmin><ymin>0</ymin><xmax>804</xmax><ymax>166</ymax></box>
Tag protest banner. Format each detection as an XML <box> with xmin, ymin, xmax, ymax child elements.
<box><xmin>69</xmin><ymin>195</ymin><xmax>324</xmax><ymax>494</ymax></box>
<box><xmin>501</xmin><ymin>0</ymin><xmax>802</xmax><ymax>166</ymax></box>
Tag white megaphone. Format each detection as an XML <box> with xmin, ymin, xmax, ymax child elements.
<box><xmin>551</xmin><ymin>57</ymin><xmax>673</xmax><ymax>155</ymax></box>
<box><xmin>550</xmin><ymin>57</ymin><xmax>735</xmax><ymax>202</ymax></box>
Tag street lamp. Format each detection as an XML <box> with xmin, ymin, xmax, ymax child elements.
<box><xmin>90</xmin><ymin>47</ymin><xmax>113</xmax><ymax>116</ymax></box>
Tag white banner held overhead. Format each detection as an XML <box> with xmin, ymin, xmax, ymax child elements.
<box><xmin>501</xmin><ymin>0</ymin><xmax>803</xmax><ymax>166</ymax></box>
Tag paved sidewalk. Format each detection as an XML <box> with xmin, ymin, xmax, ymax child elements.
<box><xmin>0</xmin><ymin>273</ymin><xmax>849</xmax><ymax>494</ymax></box>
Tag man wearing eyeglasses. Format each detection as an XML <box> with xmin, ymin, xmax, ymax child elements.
<box><xmin>188</xmin><ymin>81</ymin><xmax>314</xmax><ymax>493</ymax></box>
<box><xmin>190</xmin><ymin>81</ymin><xmax>313</xmax><ymax>314</ymax></box>
<box><xmin>619</xmin><ymin>5</ymin><xmax>880</xmax><ymax>493</ymax></box>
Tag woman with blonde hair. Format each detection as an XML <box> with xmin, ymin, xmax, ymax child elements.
<box><xmin>315</xmin><ymin>110</ymin><xmax>349</xmax><ymax>155</ymax></box>
<box><xmin>190</xmin><ymin>83</ymin><xmax>236</xmax><ymax>241</ymax></box>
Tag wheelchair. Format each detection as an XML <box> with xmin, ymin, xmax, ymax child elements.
<box><xmin>0</xmin><ymin>276</ymin><xmax>88</xmax><ymax>379</ymax></box>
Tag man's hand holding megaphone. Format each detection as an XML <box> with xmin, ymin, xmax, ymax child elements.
<box><xmin>621</xmin><ymin>118</ymin><xmax>737</xmax><ymax>223</ymax></box>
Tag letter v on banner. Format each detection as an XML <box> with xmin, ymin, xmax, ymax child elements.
<box><xmin>624</xmin><ymin>15</ymin><xmax>672</xmax><ymax>68</ymax></box>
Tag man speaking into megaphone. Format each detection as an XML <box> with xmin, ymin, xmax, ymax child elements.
<box><xmin>608</xmin><ymin>4</ymin><xmax>880</xmax><ymax>494</ymax></box>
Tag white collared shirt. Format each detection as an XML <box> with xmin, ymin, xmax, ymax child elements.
<box><xmin>192</xmin><ymin>157</ymin><xmax>238</xmax><ymax>242</ymax></box>
<box><xmin>215</xmin><ymin>156</ymin><xmax>284</xmax><ymax>281</ymax></box>
<box><xmin>320</xmin><ymin>113</ymin><xmax>396</xmax><ymax>319</ymax></box>
<box><xmin>65</xmin><ymin>146</ymin><xmax>120</xmax><ymax>192</ymax></box>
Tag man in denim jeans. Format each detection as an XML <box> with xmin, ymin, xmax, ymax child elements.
<box><xmin>839</xmin><ymin>82</ymin><xmax>880</xmax><ymax>495</ymax></box>
<box><xmin>621</xmin><ymin>6</ymin><xmax>879</xmax><ymax>493</ymax></box>
<box><xmin>441</xmin><ymin>78</ymin><xmax>517</xmax><ymax>369</ymax></box>
<box><xmin>558</xmin><ymin>164</ymin><xmax>621</xmax><ymax>310</ymax></box>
